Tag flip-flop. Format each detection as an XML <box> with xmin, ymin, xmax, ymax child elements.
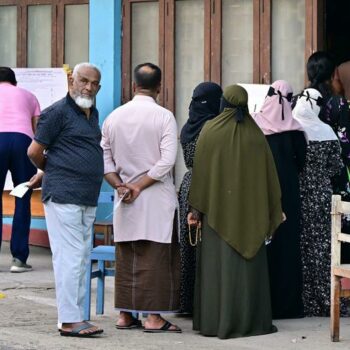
<box><xmin>143</xmin><ymin>321</ymin><xmax>182</xmax><ymax>333</ymax></box>
<box><xmin>116</xmin><ymin>317</ymin><xmax>143</xmax><ymax>330</ymax></box>
<box><xmin>60</xmin><ymin>322</ymin><xmax>104</xmax><ymax>337</ymax></box>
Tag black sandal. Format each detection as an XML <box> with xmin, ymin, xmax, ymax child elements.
<box><xmin>143</xmin><ymin>321</ymin><xmax>182</xmax><ymax>333</ymax></box>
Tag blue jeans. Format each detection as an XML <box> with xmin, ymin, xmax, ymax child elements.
<box><xmin>0</xmin><ymin>132</ymin><xmax>36</xmax><ymax>263</ymax></box>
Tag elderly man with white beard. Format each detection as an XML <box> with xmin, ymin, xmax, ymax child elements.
<box><xmin>27</xmin><ymin>63</ymin><xmax>104</xmax><ymax>338</ymax></box>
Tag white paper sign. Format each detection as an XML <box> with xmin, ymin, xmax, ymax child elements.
<box><xmin>4</xmin><ymin>68</ymin><xmax>68</xmax><ymax>190</ymax></box>
<box><xmin>13</xmin><ymin>68</ymin><xmax>68</xmax><ymax>110</ymax></box>
<box><xmin>238</xmin><ymin>83</ymin><xmax>270</xmax><ymax>114</ymax></box>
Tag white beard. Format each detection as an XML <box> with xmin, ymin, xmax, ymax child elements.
<box><xmin>74</xmin><ymin>95</ymin><xmax>94</xmax><ymax>109</ymax></box>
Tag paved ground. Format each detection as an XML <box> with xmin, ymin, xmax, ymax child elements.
<box><xmin>1</xmin><ymin>242</ymin><xmax>350</xmax><ymax>350</ymax></box>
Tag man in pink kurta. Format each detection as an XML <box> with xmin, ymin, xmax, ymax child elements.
<box><xmin>101</xmin><ymin>63</ymin><xmax>181</xmax><ymax>333</ymax></box>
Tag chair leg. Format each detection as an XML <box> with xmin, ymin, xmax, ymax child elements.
<box><xmin>96</xmin><ymin>259</ymin><xmax>105</xmax><ymax>315</ymax></box>
<box><xmin>84</xmin><ymin>259</ymin><xmax>93</xmax><ymax>321</ymax></box>
<box><xmin>331</xmin><ymin>273</ymin><xmax>341</xmax><ymax>342</ymax></box>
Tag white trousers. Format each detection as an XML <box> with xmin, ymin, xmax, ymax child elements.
<box><xmin>44</xmin><ymin>199</ymin><xmax>96</xmax><ymax>323</ymax></box>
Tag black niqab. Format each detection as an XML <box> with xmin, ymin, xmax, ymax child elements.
<box><xmin>180</xmin><ymin>82</ymin><xmax>222</xmax><ymax>144</ymax></box>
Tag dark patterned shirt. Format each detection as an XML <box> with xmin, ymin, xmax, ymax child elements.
<box><xmin>181</xmin><ymin>136</ymin><xmax>198</xmax><ymax>170</ymax></box>
<box><xmin>320</xmin><ymin>95</ymin><xmax>350</xmax><ymax>197</ymax></box>
<box><xmin>35</xmin><ymin>94</ymin><xmax>104</xmax><ymax>206</ymax></box>
<box><xmin>293</xmin><ymin>94</ymin><xmax>350</xmax><ymax>198</ymax></box>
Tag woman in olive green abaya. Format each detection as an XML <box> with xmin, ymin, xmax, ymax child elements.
<box><xmin>188</xmin><ymin>85</ymin><xmax>283</xmax><ymax>339</ymax></box>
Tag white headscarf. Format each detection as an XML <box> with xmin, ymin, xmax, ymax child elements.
<box><xmin>292</xmin><ymin>88</ymin><xmax>338</xmax><ymax>142</ymax></box>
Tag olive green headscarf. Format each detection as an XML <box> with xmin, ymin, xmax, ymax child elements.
<box><xmin>188</xmin><ymin>85</ymin><xmax>283</xmax><ymax>259</ymax></box>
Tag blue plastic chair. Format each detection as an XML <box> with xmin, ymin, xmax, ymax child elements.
<box><xmin>84</xmin><ymin>244</ymin><xmax>115</xmax><ymax>321</ymax></box>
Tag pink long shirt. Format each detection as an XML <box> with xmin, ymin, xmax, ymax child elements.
<box><xmin>0</xmin><ymin>83</ymin><xmax>41</xmax><ymax>139</ymax></box>
<box><xmin>101</xmin><ymin>95</ymin><xmax>178</xmax><ymax>243</ymax></box>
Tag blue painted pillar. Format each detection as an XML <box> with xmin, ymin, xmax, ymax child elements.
<box><xmin>89</xmin><ymin>0</ymin><xmax>122</xmax><ymax>220</ymax></box>
<box><xmin>89</xmin><ymin>0</ymin><xmax>121</xmax><ymax>116</ymax></box>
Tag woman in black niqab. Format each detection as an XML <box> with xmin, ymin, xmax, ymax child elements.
<box><xmin>178</xmin><ymin>81</ymin><xmax>222</xmax><ymax>314</ymax></box>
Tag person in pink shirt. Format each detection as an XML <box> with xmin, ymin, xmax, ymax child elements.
<box><xmin>0</xmin><ymin>67</ymin><xmax>41</xmax><ymax>272</ymax></box>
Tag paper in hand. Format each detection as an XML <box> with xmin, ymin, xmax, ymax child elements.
<box><xmin>10</xmin><ymin>182</ymin><xmax>30</xmax><ymax>198</ymax></box>
<box><xmin>114</xmin><ymin>191</ymin><xmax>128</xmax><ymax>211</ymax></box>
<box><xmin>105</xmin><ymin>191</ymin><xmax>128</xmax><ymax>219</ymax></box>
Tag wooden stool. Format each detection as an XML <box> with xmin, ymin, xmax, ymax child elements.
<box><xmin>93</xmin><ymin>221</ymin><xmax>113</xmax><ymax>246</ymax></box>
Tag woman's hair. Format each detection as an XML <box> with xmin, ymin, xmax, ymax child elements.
<box><xmin>306</xmin><ymin>51</ymin><xmax>336</xmax><ymax>97</ymax></box>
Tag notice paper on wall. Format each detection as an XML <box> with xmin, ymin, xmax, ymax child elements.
<box><xmin>238</xmin><ymin>83</ymin><xmax>270</xmax><ymax>115</ymax></box>
<box><xmin>4</xmin><ymin>68</ymin><xmax>68</xmax><ymax>190</ymax></box>
<box><xmin>13</xmin><ymin>68</ymin><xmax>68</xmax><ymax>110</ymax></box>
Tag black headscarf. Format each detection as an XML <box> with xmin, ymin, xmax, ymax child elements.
<box><xmin>219</xmin><ymin>96</ymin><xmax>248</xmax><ymax>122</ymax></box>
<box><xmin>180</xmin><ymin>82</ymin><xmax>222</xmax><ymax>144</ymax></box>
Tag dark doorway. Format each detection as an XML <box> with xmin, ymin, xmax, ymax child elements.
<box><xmin>325</xmin><ymin>0</ymin><xmax>350</xmax><ymax>65</ymax></box>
